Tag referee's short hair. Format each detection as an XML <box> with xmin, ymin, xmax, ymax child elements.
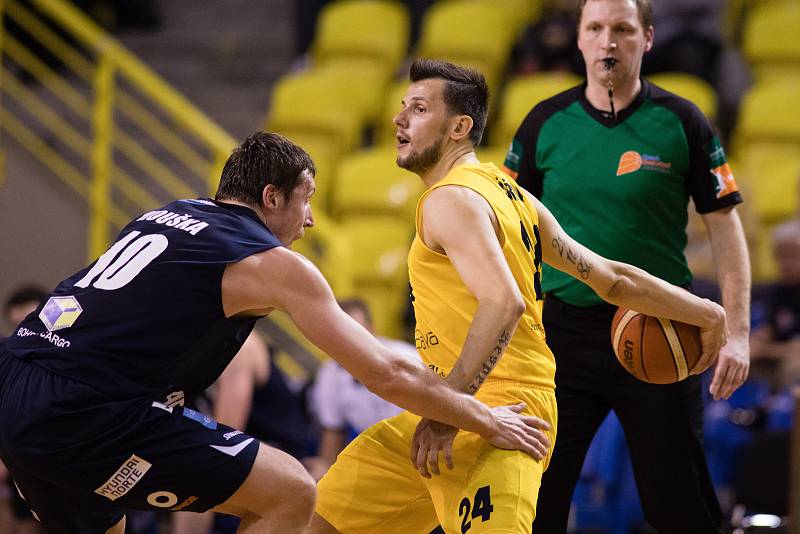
<box><xmin>576</xmin><ymin>0</ymin><xmax>653</xmax><ymax>29</ymax></box>
<box><xmin>410</xmin><ymin>58</ymin><xmax>489</xmax><ymax>147</ymax></box>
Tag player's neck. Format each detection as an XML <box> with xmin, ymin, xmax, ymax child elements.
<box><xmin>585</xmin><ymin>75</ymin><xmax>641</xmax><ymax>115</ymax></box>
<box><xmin>419</xmin><ymin>145</ymin><xmax>479</xmax><ymax>188</ymax></box>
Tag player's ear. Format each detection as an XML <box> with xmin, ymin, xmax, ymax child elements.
<box><xmin>262</xmin><ymin>184</ymin><xmax>280</xmax><ymax>209</ymax></box>
<box><xmin>644</xmin><ymin>25</ymin><xmax>654</xmax><ymax>52</ymax></box>
<box><xmin>451</xmin><ymin>115</ymin><xmax>473</xmax><ymax>142</ymax></box>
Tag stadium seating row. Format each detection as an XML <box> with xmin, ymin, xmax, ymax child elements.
<box><xmin>270</xmin><ymin>0</ymin><xmax>800</xmax><ymax>335</ymax></box>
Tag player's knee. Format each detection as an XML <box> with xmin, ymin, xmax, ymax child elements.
<box><xmin>290</xmin><ymin>467</ymin><xmax>317</xmax><ymax>511</ymax></box>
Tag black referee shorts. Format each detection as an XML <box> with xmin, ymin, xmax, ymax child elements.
<box><xmin>534</xmin><ymin>295</ymin><xmax>723</xmax><ymax>534</ymax></box>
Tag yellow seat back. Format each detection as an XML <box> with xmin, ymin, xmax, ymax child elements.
<box><xmin>332</xmin><ymin>147</ymin><xmax>422</xmax><ymax>220</ymax></box>
<box><xmin>648</xmin><ymin>72</ymin><xmax>718</xmax><ymax>121</ymax></box>
<box><xmin>743</xmin><ymin>2</ymin><xmax>800</xmax><ymax>82</ymax></box>
<box><xmin>312</xmin><ymin>0</ymin><xmax>410</xmax><ymax>78</ymax></box>
<box><xmin>492</xmin><ymin>72</ymin><xmax>582</xmax><ymax>149</ymax></box>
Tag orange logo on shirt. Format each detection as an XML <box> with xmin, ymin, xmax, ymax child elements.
<box><xmin>616</xmin><ymin>151</ymin><xmax>642</xmax><ymax>175</ymax></box>
<box><xmin>710</xmin><ymin>162</ymin><xmax>738</xmax><ymax>198</ymax></box>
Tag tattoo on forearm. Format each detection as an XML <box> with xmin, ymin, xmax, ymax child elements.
<box><xmin>552</xmin><ymin>235</ymin><xmax>593</xmax><ymax>280</ymax></box>
<box><xmin>467</xmin><ymin>330</ymin><xmax>512</xmax><ymax>394</ymax></box>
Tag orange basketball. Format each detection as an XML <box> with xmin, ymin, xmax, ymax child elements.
<box><xmin>611</xmin><ymin>307</ymin><xmax>703</xmax><ymax>384</ymax></box>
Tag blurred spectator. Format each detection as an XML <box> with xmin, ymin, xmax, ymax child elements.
<box><xmin>2</xmin><ymin>284</ymin><xmax>47</xmax><ymax>534</ymax></box>
<box><xmin>515</xmin><ymin>0</ymin><xmax>583</xmax><ymax>76</ymax></box>
<box><xmin>641</xmin><ymin>0</ymin><xmax>724</xmax><ymax>85</ymax></box>
<box><xmin>750</xmin><ymin>219</ymin><xmax>800</xmax><ymax>389</ymax></box>
<box><xmin>2</xmin><ymin>284</ymin><xmax>48</xmax><ymax>337</ymax></box>
<box><xmin>306</xmin><ymin>298</ymin><xmax>416</xmax><ymax>480</ymax></box>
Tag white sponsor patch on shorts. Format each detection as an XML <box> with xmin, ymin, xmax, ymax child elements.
<box><xmin>94</xmin><ymin>454</ymin><xmax>152</xmax><ymax>501</ymax></box>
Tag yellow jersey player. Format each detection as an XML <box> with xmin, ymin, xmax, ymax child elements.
<box><xmin>311</xmin><ymin>59</ymin><xmax>727</xmax><ymax>533</ymax></box>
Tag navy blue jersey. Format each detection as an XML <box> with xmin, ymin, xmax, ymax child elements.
<box><xmin>4</xmin><ymin>199</ymin><xmax>282</xmax><ymax>399</ymax></box>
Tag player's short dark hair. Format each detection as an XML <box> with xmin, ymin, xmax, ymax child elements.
<box><xmin>215</xmin><ymin>132</ymin><xmax>315</xmax><ymax>205</ymax></box>
<box><xmin>3</xmin><ymin>284</ymin><xmax>48</xmax><ymax>318</ymax></box>
<box><xmin>577</xmin><ymin>0</ymin><xmax>653</xmax><ymax>29</ymax></box>
<box><xmin>409</xmin><ymin>58</ymin><xmax>489</xmax><ymax>147</ymax></box>
<box><xmin>338</xmin><ymin>298</ymin><xmax>373</xmax><ymax>328</ymax></box>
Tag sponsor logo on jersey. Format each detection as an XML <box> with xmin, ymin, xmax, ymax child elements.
<box><xmin>39</xmin><ymin>296</ymin><xmax>82</xmax><ymax>332</ymax></box>
<box><xmin>616</xmin><ymin>151</ymin><xmax>672</xmax><ymax>176</ymax></box>
<box><xmin>95</xmin><ymin>455</ymin><xmax>152</xmax><ymax>501</ymax></box>
<box><xmin>16</xmin><ymin>327</ymin><xmax>72</xmax><ymax>348</ymax></box>
<box><xmin>710</xmin><ymin>162</ymin><xmax>738</xmax><ymax>198</ymax></box>
<box><xmin>415</xmin><ymin>329</ymin><xmax>439</xmax><ymax>350</ymax></box>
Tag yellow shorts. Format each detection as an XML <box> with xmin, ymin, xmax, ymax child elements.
<box><xmin>316</xmin><ymin>381</ymin><xmax>557</xmax><ymax>533</ymax></box>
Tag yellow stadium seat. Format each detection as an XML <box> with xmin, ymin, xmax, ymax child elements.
<box><xmin>743</xmin><ymin>2</ymin><xmax>800</xmax><ymax>82</ymax></box>
<box><xmin>417</xmin><ymin>0</ymin><xmax>517</xmax><ymax>94</ymax></box>
<box><xmin>736</xmin><ymin>145</ymin><xmax>800</xmax><ymax>223</ymax></box>
<box><xmin>648</xmin><ymin>72</ymin><xmax>718</xmax><ymax>121</ymax></box>
<box><xmin>351</xmin><ymin>284</ymin><xmax>409</xmax><ymax>339</ymax></box>
<box><xmin>312</xmin><ymin>0</ymin><xmax>410</xmax><ymax>79</ymax></box>
<box><xmin>491</xmin><ymin>72</ymin><xmax>582</xmax><ymax>149</ymax></box>
<box><xmin>269</xmin><ymin>132</ymin><xmax>339</xmax><ymax>213</ymax></box>
<box><xmin>292</xmin><ymin>210</ymin><xmax>356</xmax><ymax>296</ymax></box>
<box><xmin>331</xmin><ymin>146</ymin><xmax>423</xmax><ymax>220</ymax></box>
<box><xmin>340</xmin><ymin>216</ymin><xmax>414</xmax><ymax>286</ymax></box>
<box><xmin>316</xmin><ymin>59</ymin><xmax>392</xmax><ymax>124</ymax></box>
<box><xmin>474</xmin><ymin>0</ymin><xmax>544</xmax><ymax>39</ymax></box>
<box><xmin>733</xmin><ymin>82</ymin><xmax>800</xmax><ymax>223</ymax></box>
<box><xmin>735</xmin><ymin>81</ymin><xmax>800</xmax><ymax>148</ymax></box>
<box><xmin>265</xmin><ymin>69</ymin><xmax>364</xmax><ymax>156</ymax></box>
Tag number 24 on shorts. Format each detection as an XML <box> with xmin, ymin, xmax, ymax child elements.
<box><xmin>459</xmin><ymin>485</ymin><xmax>493</xmax><ymax>533</ymax></box>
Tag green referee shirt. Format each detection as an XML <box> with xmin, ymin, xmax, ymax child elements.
<box><xmin>503</xmin><ymin>80</ymin><xmax>742</xmax><ymax>306</ymax></box>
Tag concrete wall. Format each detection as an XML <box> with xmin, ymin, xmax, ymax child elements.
<box><xmin>0</xmin><ymin>143</ymin><xmax>88</xmax><ymax>336</ymax></box>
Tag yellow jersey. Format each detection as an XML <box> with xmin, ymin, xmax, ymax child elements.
<box><xmin>408</xmin><ymin>162</ymin><xmax>556</xmax><ymax>390</ymax></box>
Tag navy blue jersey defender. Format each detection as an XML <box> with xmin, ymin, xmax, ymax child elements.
<box><xmin>0</xmin><ymin>198</ymin><xmax>284</xmax><ymax>531</ymax></box>
<box><xmin>5</xmin><ymin>198</ymin><xmax>282</xmax><ymax>399</ymax></box>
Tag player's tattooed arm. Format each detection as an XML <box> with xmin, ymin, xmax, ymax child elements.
<box><xmin>551</xmin><ymin>232</ymin><xmax>593</xmax><ymax>280</ymax></box>
<box><xmin>465</xmin><ymin>329</ymin><xmax>512</xmax><ymax>394</ymax></box>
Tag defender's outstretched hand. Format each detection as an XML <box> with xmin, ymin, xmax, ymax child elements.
<box><xmin>411</xmin><ymin>403</ymin><xmax>551</xmax><ymax>478</ymax></box>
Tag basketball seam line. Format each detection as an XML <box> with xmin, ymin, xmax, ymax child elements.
<box><xmin>657</xmin><ymin>317</ymin><xmax>687</xmax><ymax>380</ymax></box>
<box><xmin>613</xmin><ymin>309</ymin><xmax>639</xmax><ymax>359</ymax></box>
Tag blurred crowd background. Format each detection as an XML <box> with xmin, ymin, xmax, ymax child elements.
<box><xmin>1</xmin><ymin>0</ymin><xmax>799</xmax><ymax>532</ymax></box>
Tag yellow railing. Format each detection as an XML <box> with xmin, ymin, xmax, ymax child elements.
<box><xmin>0</xmin><ymin>0</ymin><xmax>330</xmax><ymax>377</ymax></box>
<box><xmin>0</xmin><ymin>0</ymin><xmax>236</xmax><ymax>259</ymax></box>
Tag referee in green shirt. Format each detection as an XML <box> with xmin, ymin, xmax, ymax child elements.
<box><xmin>503</xmin><ymin>0</ymin><xmax>751</xmax><ymax>531</ymax></box>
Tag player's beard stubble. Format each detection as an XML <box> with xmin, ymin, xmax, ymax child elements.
<box><xmin>397</xmin><ymin>132</ymin><xmax>445</xmax><ymax>175</ymax></box>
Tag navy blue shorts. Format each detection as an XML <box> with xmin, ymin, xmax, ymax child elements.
<box><xmin>0</xmin><ymin>351</ymin><xmax>259</xmax><ymax>534</ymax></box>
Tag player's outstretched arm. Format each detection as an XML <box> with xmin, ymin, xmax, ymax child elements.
<box><xmin>222</xmin><ymin>247</ymin><xmax>546</xmax><ymax>452</ymax></box>
<box><xmin>524</xmin><ymin>190</ymin><xmax>727</xmax><ymax>371</ymax></box>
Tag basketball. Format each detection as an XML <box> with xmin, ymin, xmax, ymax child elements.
<box><xmin>611</xmin><ymin>307</ymin><xmax>703</xmax><ymax>384</ymax></box>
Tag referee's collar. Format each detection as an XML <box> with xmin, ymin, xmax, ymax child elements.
<box><xmin>578</xmin><ymin>79</ymin><xmax>648</xmax><ymax>128</ymax></box>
